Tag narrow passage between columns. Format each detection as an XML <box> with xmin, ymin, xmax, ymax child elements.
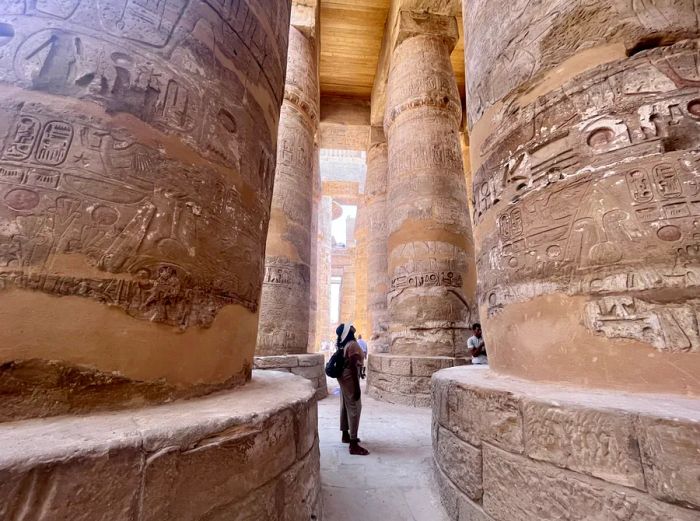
<box><xmin>318</xmin><ymin>379</ymin><xmax>449</xmax><ymax>521</ymax></box>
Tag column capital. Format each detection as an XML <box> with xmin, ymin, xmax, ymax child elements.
<box><xmin>395</xmin><ymin>11</ymin><xmax>459</xmax><ymax>56</ymax></box>
<box><xmin>291</xmin><ymin>1</ymin><xmax>319</xmax><ymax>39</ymax></box>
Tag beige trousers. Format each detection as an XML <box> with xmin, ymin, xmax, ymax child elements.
<box><xmin>338</xmin><ymin>366</ymin><xmax>362</xmax><ymax>439</ymax></box>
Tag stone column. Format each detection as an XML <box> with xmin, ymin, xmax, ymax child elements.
<box><xmin>0</xmin><ymin>0</ymin><xmax>292</xmax><ymax>417</ymax></box>
<box><xmin>315</xmin><ymin>195</ymin><xmax>333</xmax><ymax>347</ymax></box>
<box><xmin>367</xmin><ymin>12</ymin><xmax>477</xmax><ymax>407</ymax></box>
<box><xmin>365</xmin><ymin>126</ymin><xmax>390</xmax><ymax>353</ymax></box>
<box><xmin>466</xmin><ymin>0</ymin><xmax>700</xmax><ymax>395</ymax></box>
<box><xmin>308</xmin><ymin>142</ymin><xmax>321</xmax><ymax>352</ymax></box>
<box><xmin>0</xmin><ymin>3</ymin><xmax>322</xmax><ymax>519</ymax></box>
<box><xmin>254</xmin><ymin>15</ymin><xmax>327</xmax><ymax>399</ymax></box>
<box><xmin>432</xmin><ymin>2</ymin><xmax>700</xmax><ymax>520</ymax></box>
<box><xmin>354</xmin><ymin>199</ymin><xmax>370</xmax><ymax>338</ymax></box>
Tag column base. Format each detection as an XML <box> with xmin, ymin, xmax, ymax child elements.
<box><xmin>366</xmin><ymin>354</ymin><xmax>469</xmax><ymax>407</ymax></box>
<box><xmin>254</xmin><ymin>353</ymin><xmax>328</xmax><ymax>400</ymax></box>
<box><xmin>0</xmin><ymin>371</ymin><xmax>323</xmax><ymax>521</ymax></box>
<box><xmin>432</xmin><ymin>366</ymin><xmax>700</xmax><ymax>521</ymax></box>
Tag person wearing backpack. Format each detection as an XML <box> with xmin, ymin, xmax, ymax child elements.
<box><xmin>335</xmin><ymin>322</ymin><xmax>369</xmax><ymax>456</ymax></box>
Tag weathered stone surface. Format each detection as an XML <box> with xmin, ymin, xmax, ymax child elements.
<box><xmin>257</xmin><ymin>17</ymin><xmax>320</xmax><ymax>357</ymax></box>
<box><xmin>369</xmin><ymin>370</ymin><xmax>432</xmax><ymax>395</ymax></box>
<box><xmin>368</xmin><ymin>354</ymin><xmax>468</xmax><ymax>407</ymax></box>
<box><xmin>482</xmin><ymin>444</ymin><xmax>699</xmax><ymax>521</ymax></box>
<box><xmin>366</xmin><ymin>131</ymin><xmax>390</xmax><ymax>354</ymax></box>
<box><xmin>0</xmin><ymin>371</ymin><xmax>320</xmax><ymax>521</ymax></box>
<box><xmin>0</xmin><ymin>447</ymin><xmax>142</xmax><ymax>521</ymax></box>
<box><xmin>467</xmin><ymin>0</ymin><xmax>700</xmax><ymax>394</ymax></box>
<box><xmin>412</xmin><ymin>356</ymin><xmax>465</xmax><ymax>377</ymax></box>
<box><xmin>254</xmin><ymin>354</ymin><xmax>328</xmax><ymax>400</ymax></box>
<box><xmin>384</xmin><ymin>10</ymin><xmax>476</xmax><ymax>366</ymax></box>
<box><xmin>255</xmin><ymin>356</ymin><xmax>301</xmax><ymax>369</ymax></box>
<box><xmin>435</xmin><ymin>458</ymin><xmax>494</xmax><ymax>521</ymax></box>
<box><xmin>433</xmin><ymin>367</ymin><xmax>700</xmax><ymax>520</ymax></box>
<box><xmin>446</xmin><ymin>381</ymin><xmax>523</xmax><ymax>453</ymax></box>
<box><xmin>465</xmin><ymin>0</ymin><xmax>700</xmax><ymax>124</ymax></box>
<box><xmin>381</xmin><ymin>355</ymin><xmax>413</xmax><ymax>376</ymax></box>
<box><xmin>638</xmin><ymin>415</ymin><xmax>700</xmax><ymax>509</ymax></box>
<box><xmin>523</xmin><ymin>400</ymin><xmax>645</xmax><ymax>490</ymax></box>
<box><xmin>0</xmin><ymin>0</ymin><xmax>293</xmax><ymax>415</ymax></box>
<box><xmin>142</xmin><ymin>410</ymin><xmax>298</xmax><ymax>520</ymax></box>
<box><xmin>437</xmin><ymin>426</ymin><xmax>483</xmax><ymax>501</ymax></box>
<box><xmin>299</xmin><ymin>354</ymin><xmax>324</xmax><ymax>367</ymax></box>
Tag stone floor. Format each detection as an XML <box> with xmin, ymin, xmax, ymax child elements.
<box><xmin>319</xmin><ymin>378</ymin><xmax>449</xmax><ymax>521</ymax></box>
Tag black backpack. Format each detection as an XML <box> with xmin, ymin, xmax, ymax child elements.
<box><xmin>325</xmin><ymin>346</ymin><xmax>345</xmax><ymax>378</ymax></box>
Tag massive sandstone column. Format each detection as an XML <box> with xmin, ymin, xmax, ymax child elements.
<box><xmin>432</xmin><ymin>2</ymin><xmax>700</xmax><ymax>520</ymax></box>
<box><xmin>467</xmin><ymin>0</ymin><xmax>700</xmax><ymax>395</ymax></box>
<box><xmin>365</xmin><ymin>126</ymin><xmax>390</xmax><ymax>353</ymax></box>
<box><xmin>254</xmin><ymin>12</ymin><xmax>327</xmax><ymax>399</ymax></box>
<box><xmin>0</xmin><ymin>0</ymin><xmax>291</xmax><ymax>415</ymax></box>
<box><xmin>368</xmin><ymin>12</ymin><xmax>477</xmax><ymax>407</ymax></box>
<box><xmin>0</xmin><ymin>3</ymin><xmax>322</xmax><ymax>520</ymax></box>
<box><xmin>256</xmin><ymin>23</ymin><xmax>318</xmax><ymax>356</ymax></box>
<box><xmin>354</xmin><ymin>200</ymin><xmax>369</xmax><ymax>338</ymax></box>
<box><xmin>315</xmin><ymin>195</ymin><xmax>333</xmax><ymax>347</ymax></box>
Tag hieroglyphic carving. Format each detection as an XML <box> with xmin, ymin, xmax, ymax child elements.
<box><xmin>584</xmin><ymin>296</ymin><xmax>700</xmax><ymax>352</ymax></box>
<box><xmin>465</xmin><ymin>0</ymin><xmax>700</xmax><ymax>125</ymax></box>
<box><xmin>381</xmin><ymin>13</ymin><xmax>476</xmax><ymax>363</ymax></box>
<box><xmin>0</xmin><ymin>1</ymin><xmax>290</xmax><ymax>194</ymax></box>
<box><xmin>256</xmin><ymin>21</ymin><xmax>318</xmax><ymax>357</ymax></box>
<box><xmin>472</xmin><ymin>42</ymin><xmax>700</xmax><ymax>353</ymax></box>
<box><xmin>366</xmin><ymin>140</ymin><xmax>389</xmax><ymax>352</ymax></box>
<box><xmin>0</xmin><ymin>101</ymin><xmax>273</xmax><ymax>328</ymax></box>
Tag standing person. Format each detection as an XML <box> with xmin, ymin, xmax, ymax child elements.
<box><xmin>357</xmin><ymin>334</ymin><xmax>368</xmax><ymax>357</ymax></box>
<box><xmin>467</xmin><ymin>323</ymin><xmax>488</xmax><ymax>365</ymax></box>
<box><xmin>336</xmin><ymin>323</ymin><xmax>370</xmax><ymax>455</ymax></box>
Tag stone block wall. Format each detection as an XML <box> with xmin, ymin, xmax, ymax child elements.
<box><xmin>368</xmin><ymin>354</ymin><xmax>468</xmax><ymax>407</ymax></box>
<box><xmin>0</xmin><ymin>371</ymin><xmax>322</xmax><ymax>521</ymax></box>
<box><xmin>255</xmin><ymin>353</ymin><xmax>328</xmax><ymax>400</ymax></box>
<box><xmin>432</xmin><ymin>367</ymin><xmax>700</xmax><ymax>521</ymax></box>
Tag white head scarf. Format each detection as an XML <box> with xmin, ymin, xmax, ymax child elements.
<box><xmin>340</xmin><ymin>322</ymin><xmax>354</xmax><ymax>343</ymax></box>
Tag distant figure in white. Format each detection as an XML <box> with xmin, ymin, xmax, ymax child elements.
<box><xmin>467</xmin><ymin>323</ymin><xmax>488</xmax><ymax>365</ymax></box>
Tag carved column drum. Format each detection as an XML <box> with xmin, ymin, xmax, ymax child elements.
<box><xmin>256</xmin><ymin>24</ymin><xmax>319</xmax><ymax>356</ymax></box>
<box><xmin>466</xmin><ymin>0</ymin><xmax>700</xmax><ymax>394</ymax></box>
<box><xmin>366</xmin><ymin>134</ymin><xmax>390</xmax><ymax>353</ymax></box>
<box><xmin>384</xmin><ymin>13</ymin><xmax>477</xmax><ymax>359</ymax></box>
<box><xmin>0</xmin><ymin>0</ymin><xmax>292</xmax><ymax>419</ymax></box>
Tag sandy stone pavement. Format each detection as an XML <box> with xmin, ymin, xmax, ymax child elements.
<box><xmin>319</xmin><ymin>378</ymin><xmax>449</xmax><ymax>521</ymax></box>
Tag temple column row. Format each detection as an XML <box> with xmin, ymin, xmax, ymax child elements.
<box><xmin>367</xmin><ymin>11</ymin><xmax>477</xmax><ymax>407</ymax></box>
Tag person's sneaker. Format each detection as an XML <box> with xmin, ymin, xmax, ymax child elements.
<box><xmin>341</xmin><ymin>431</ymin><xmax>350</xmax><ymax>443</ymax></box>
<box><xmin>349</xmin><ymin>440</ymin><xmax>369</xmax><ymax>456</ymax></box>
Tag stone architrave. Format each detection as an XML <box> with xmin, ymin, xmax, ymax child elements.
<box><xmin>365</xmin><ymin>126</ymin><xmax>390</xmax><ymax>353</ymax></box>
<box><xmin>256</xmin><ymin>22</ymin><xmax>319</xmax><ymax>357</ymax></box>
<box><xmin>368</xmin><ymin>11</ymin><xmax>477</xmax><ymax>406</ymax></box>
<box><xmin>0</xmin><ymin>0</ymin><xmax>293</xmax><ymax>419</ymax></box>
<box><xmin>465</xmin><ymin>0</ymin><xmax>700</xmax><ymax>394</ymax></box>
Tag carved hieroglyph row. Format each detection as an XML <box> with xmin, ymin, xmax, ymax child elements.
<box><xmin>0</xmin><ymin>0</ymin><xmax>292</xmax><ymax>329</ymax></box>
<box><xmin>473</xmin><ymin>42</ymin><xmax>700</xmax><ymax>353</ymax></box>
<box><xmin>257</xmin><ymin>23</ymin><xmax>319</xmax><ymax>356</ymax></box>
<box><xmin>383</xmin><ymin>14</ymin><xmax>476</xmax><ymax>357</ymax></box>
<box><xmin>464</xmin><ymin>0</ymin><xmax>700</xmax><ymax>125</ymax></box>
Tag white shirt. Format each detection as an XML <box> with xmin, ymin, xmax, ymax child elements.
<box><xmin>467</xmin><ymin>335</ymin><xmax>488</xmax><ymax>365</ymax></box>
<box><xmin>357</xmin><ymin>339</ymin><xmax>368</xmax><ymax>355</ymax></box>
